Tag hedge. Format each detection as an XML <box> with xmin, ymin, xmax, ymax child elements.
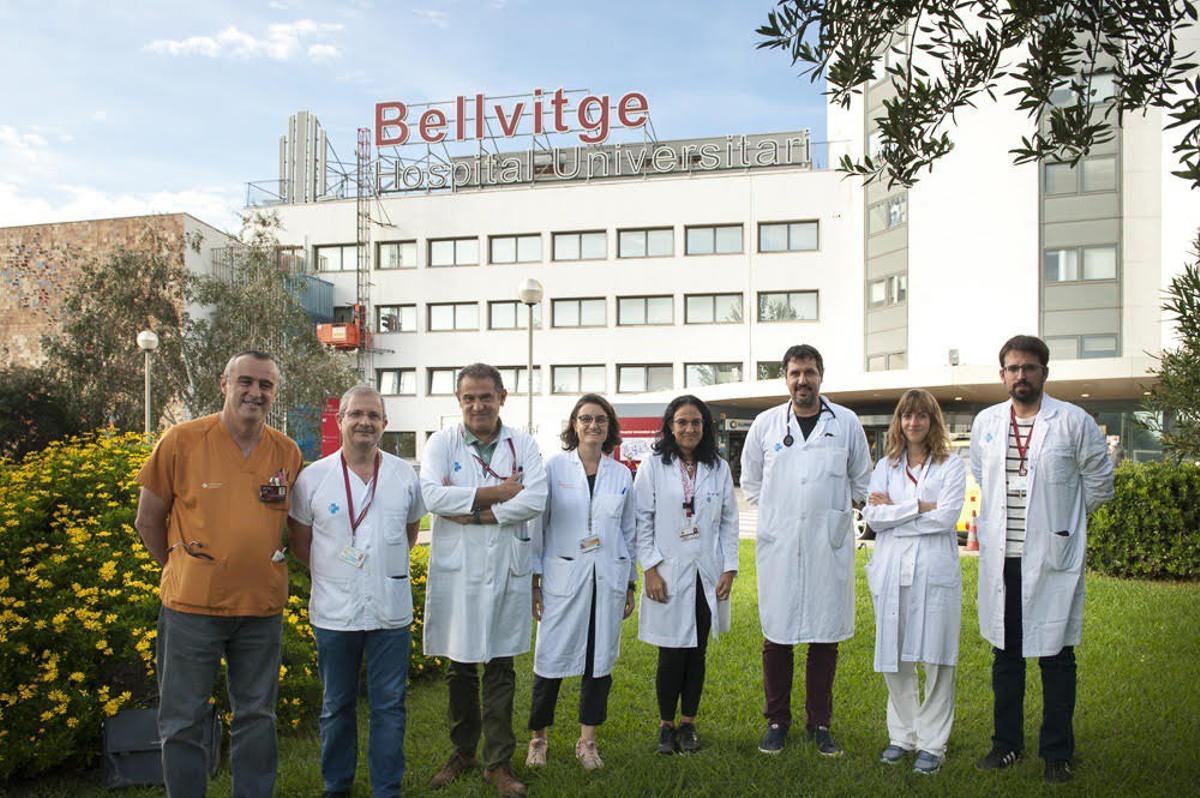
<box><xmin>1087</xmin><ymin>460</ymin><xmax>1200</xmax><ymax>580</ymax></box>
<box><xmin>0</xmin><ymin>430</ymin><xmax>444</xmax><ymax>782</ymax></box>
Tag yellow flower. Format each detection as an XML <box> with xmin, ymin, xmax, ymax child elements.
<box><xmin>69</xmin><ymin>672</ymin><xmax>85</xmax><ymax>683</ymax></box>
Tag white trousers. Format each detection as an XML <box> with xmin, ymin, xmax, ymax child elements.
<box><xmin>882</xmin><ymin>586</ymin><xmax>956</xmax><ymax>757</ymax></box>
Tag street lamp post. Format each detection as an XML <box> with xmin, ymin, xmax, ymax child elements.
<box><xmin>136</xmin><ymin>330</ymin><xmax>160</xmax><ymax>435</ymax></box>
<box><xmin>517</xmin><ymin>278</ymin><xmax>544</xmax><ymax>434</ymax></box>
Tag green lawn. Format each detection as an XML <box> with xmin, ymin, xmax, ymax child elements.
<box><xmin>12</xmin><ymin>542</ymin><xmax>1200</xmax><ymax>797</ymax></box>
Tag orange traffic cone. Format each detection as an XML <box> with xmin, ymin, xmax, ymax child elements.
<box><xmin>966</xmin><ymin>510</ymin><xmax>979</xmax><ymax>552</ymax></box>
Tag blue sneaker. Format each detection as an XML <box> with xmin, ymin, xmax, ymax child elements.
<box><xmin>758</xmin><ymin>723</ymin><xmax>787</xmax><ymax>754</ymax></box>
<box><xmin>807</xmin><ymin>726</ymin><xmax>844</xmax><ymax>757</ymax></box>
<box><xmin>913</xmin><ymin>750</ymin><xmax>942</xmax><ymax>774</ymax></box>
<box><xmin>880</xmin><ymin>744</ymin><xmax>910</xmax><ymax>765</ymax></box>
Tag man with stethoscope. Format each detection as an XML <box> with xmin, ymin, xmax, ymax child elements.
<box><xmin>741</xmin><ymin>344</ymin><xmax>871</xmax><ymax>758</ymax></box>
<box><xmin>421</xmin><ymin>363</ymin><xmax>547</xmax><ymax>798</ymax></box>
<box><xmin>288</xmin><ymin>385</ymin><xmax>426</xmax><ymax>798</ymax></box>
<box><xmin>970</xmin><ymin>336</ymin><xmax>1112</xmax><ymax>784</ymax></box>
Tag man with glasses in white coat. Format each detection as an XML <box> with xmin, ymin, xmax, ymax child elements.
<box><xmin>741</xmin><ymin>344</ymin><xmax>872</xmax><ymax>758</ymax></box>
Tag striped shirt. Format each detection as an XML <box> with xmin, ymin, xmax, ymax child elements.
<box><xmin>1005</xmin><ymin>416</ymin><xmax>1035</xmax><ymax>556</ymax></box>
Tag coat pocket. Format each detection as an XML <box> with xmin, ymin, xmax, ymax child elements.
<box><xmin>431</xmin><ymin>529</ymin><xmax>464</xmax><ymax>572</ymax></box>
<box><xmin>1047</xmin><ymin>529</ymin><xmax>1083</xmax><ymax>572</ymax></box>
<box><xmin>382</xmin><ymin>511</ymin><xmax>410</xmax><ymax>579</ymax></box>
<box><xmin>826</xmin><ymin>508</ymin><xmax>853</xmax><ymax>551</ymax></box>
<box><xmin>510</xmin><ymin>534</ymin><xmax>533</xmax><ymax>577</ymax></box>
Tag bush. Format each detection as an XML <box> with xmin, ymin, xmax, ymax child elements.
<box><xmin>0</xmin><ymin>431</ymin><xmax>443</xmax><ymax>782</ymax></box>
<box><xmin>1088</xmin><ymin>460</ymin><xmax>1200</xmax><ymax>579</ymax></box>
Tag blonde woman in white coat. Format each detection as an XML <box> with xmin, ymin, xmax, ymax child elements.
<box><xmin>863</xmin><ymin>388</ymin><xmax>966</xmax><ymax>775</ymax></box>
<box><xmin>635</xmin><ymin>395</ymin><xmax>739</xmax><ymax>755</ymax></box>
<box><xmin>526</xmin><ymin>394</ymin><xmax>637</xmax><ymax>772</ymax></box>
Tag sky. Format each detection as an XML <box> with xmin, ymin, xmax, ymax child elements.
<box><xmin>0</xmin><ymin>1</ymin><xmax>828</xmax><ymax>233</ymax></box>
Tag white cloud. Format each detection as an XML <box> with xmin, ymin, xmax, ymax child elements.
<box><xmin>307</xmin><ymin>43</ymin><xmax>341</xmax><ymax>63</ymax></box>
<box><xmin>145</xmin><ymin>19</ymin><xmax>344</xmax><ymax>62</ymax></box>
<box><xmin>268</xmin><ymin>1</ymin><xmax>289</xmax><ymax>8</ymax></box>
<box><xmin>91</xmin><ymin>109</ymin><xmax>108</xmax><ymax>122</ymax></box>
<box><xmin>0</xmin><ymin>125</ymin><xmax>55</xmax><ymax>172</ymax></box>
<box><xmin>0</xmin><ymin>181</ymin><xmax>244</xmax><ymax>232</ymax></box>
<box><xmin>412</xmin><ymin>9</ymin><xmax>449</xmax><ymax>28</ymax></box>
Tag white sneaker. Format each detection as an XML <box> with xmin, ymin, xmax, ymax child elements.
<box><xmin>575</xmin><ymin>738</ymin><xmax>604</xmax><ymax>771</ymax></box>
<box><xmin>525</xmin><ymin>736</ymin><xmax>548</xmax><ymax>768</ymax></box>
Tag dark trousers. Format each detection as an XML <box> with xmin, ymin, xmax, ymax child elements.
<box><xmin>447</xmin><ymin>656</ymin><xmax>516</xmax><ymax>770</ymax></box>
<box><xmin>656</xmin><ymin>574</ymin><xmax>712</xmax><ymax>721</ymax></box>
<box><xmin>993</xmin><ymin>556</ymin><xmax>1077</xmax><ymax>763</ymax></box>
<box><xmin>529</xmin><ymin>570</ymin><xmax>613</xmax><ymax>728</ymax></box>
<box><xmin>762</xmin><ymin>639</ymin><xmax>839</xmax><ymax>731</ymax></box>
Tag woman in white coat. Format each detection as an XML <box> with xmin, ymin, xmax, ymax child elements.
<box><xmin>862</xmin><ymin>388</ymin><xmax>966</xmax><ymax>775</ymax></box>
<box><xmin>526</xmin><ymin>394</ymin><xmax>637</xmax><ymax>771</ymax></box>
<box><xmin>635</xmin><ymin>395</ymin><xmax>739</xmax><ymax>755</ymax></box>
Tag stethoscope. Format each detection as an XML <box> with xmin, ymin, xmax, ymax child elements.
<box><xmin>782</xmin><ymin>398</ymin><xmax>836</xmax><ymax>447</ymax></box>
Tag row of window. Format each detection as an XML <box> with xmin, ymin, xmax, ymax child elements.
<box><xmin>371</xmin><ymin>290</ymin><xmax>819</xmax><ymax>333</ymax></box>
<box><xmin>1043</xmin><ymin>245</ymin><xmax>1117</xmax><ymax>283</ymax></box>
<box><xmin>377</xmin><ymin>361</ymin><xmax>795</xmax><ymax>397</ymax></box>
<box><xmin>314</xmin><ymin>221</ymin><xmax>821</xmax><ymax>272</ymax></box>
<box><xmin>1044</xmin><ymin>155</ymin><xmax>1117</xmax><ymax>196</ymax></box>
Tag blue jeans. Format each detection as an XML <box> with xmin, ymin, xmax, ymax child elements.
<box><xmin>313</xmin><ymin>625</ymin><xmax>411</xmax><ymax>798</ymax></box>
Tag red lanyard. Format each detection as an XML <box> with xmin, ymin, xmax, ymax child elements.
<box><xmin>341</xmin><ymin>451</ymin><xmax>381</xmax><ymax>540</ymax></box>
<box><xmin>678</xmin><ymin>460</ymin><xmax>697</xmax><ymax>517</ymax></box>
<box><xmin>905</xmin><ymin>465</ymin><xmax>921</xmax><ymax>486</ymax></box>
<box><xmin>1009</xmin><ymin>406</ymin><xmax>1034</xmax><ymax>476</ymax></box>
<box><xmin>472</xmin><ymin>438</ymin><xmax>517</xmax><ymax>480</ymax></box>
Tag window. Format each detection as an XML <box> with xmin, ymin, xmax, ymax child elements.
<box><xmin>685</xmin><ymin>224</ymin><xmax>743</xmax><ymax>255</ymax></box>
<box><xmin>552</xmin><ymin>297</ymin><xmax>606</xmax><ymax>328</ymax></box>
<box><xmin>428</xmin><ymin>302</ymin><xmax>479</xmax><ymax>331</ymax></box>
<box><xmin>488</xmin><ymin>300</ymin><xmax>542</xmax><ymax>330</ymax></box>
<box><xmin>497</xmin><ymin>366</ymin><xmax>542</xmax><ymax>395</ymax></box>
<box><xmin>277</xmin><ymin>246</ymin><xmax>305</xmax><ymax>273</ymax></box>
<box><xmin>756</xmin><ymin>361</ymin><xmax>783</xmax><ymax>380</ymax></box>
<box><xmin>378</xmin><ymin>241</ymin><xmax>417</xmax><ymax>270</ymax></box>
<box><xmin>428</xmin><ymin>237</ymin><xmax>479</xmax><ymax>267</ymax></box>
<box><xmin>552</xmin><ymin>365</ymin><xmax>606</xmax><ymax>394</ymax></box>
<box><xmin>685</xmin><ymin>362</ymin><xmax>743</xmax><ymax>387</ymax></box>
<box><xmin>685</xmin><ymin>293</ymin><xmax>742</xmax><ymax>324</ymax></box>
<box><xmin>757</xmin><ymin>291</ymin><xmax>818</xmax><ymax>321</ymax></box>
<box><xmin>759</xmin><ymin>221</ymin><xmax>819</xmax><ymax>252</ymax></box>
<box><xmin>618</xmin><ymin>228</ymin><xmax>674</xmax><ymax>258</ymax></box>
<box><xmin>1050</xmin><ymin>72</ymin><xmax>1116</xmax><ymax>107</ymax></box>
<box><xmin>1047</xmin><ymin>334</ymin><xmax>1120</xmax><ymax>360</ymax></box>
<box><xmin>1044</xmin><ymin>162</ymin><xmax>1077</xmax><ymax>195</ymax></box>
<box><xmin>867</xmin><ymin>352</ymin><xmax>907</xmax><ymax>371</ymax></box>
<box><xmin>333</xmin><ymin>305</ymin><xmax>354</xmax><ymax>323</ymax></box>
<box><xmin>617</xmin><ymin>295</ymin><xmax>673</xmax><ymax>326</ymax></box>
<box><xmin>376</xmin><ymin>304</ymin><xmax>416</xmax><ymax>333</ymax></box>
<box><xmin>617</xmin><ymin>364</ymin><xmax>673</xmax><ymax>393</ymax></box>
<box><xmin>377</xmin><ymin>368</ymin><xmax>416</xmax><ymax>396</ymax></box>
<box><xmin>489</xmin><ymin>234</ymin><xmax>542</xmax><ymax>264</ymax></box>
<box><xmin>1081</xmin><ymin>157</ymin><xmax>1116</xmax><ymax>192</ymax></box>
<box><xmin>316</xmin><ymin>244</ymin><xmax>358</xmax><ymax>272</ymax></box>
<box><xmin>867</xmin><ymin>197</ymin><xmax>907</xmax><ymax>234</ymax></box>
<box><xmin>552</xmin><ymin>231</ymin><xmax>607</xmax><ymax>261</ymax></box>
<box><xmin>868</xmin><ymin>274</ymin><xmax>908</xmax><ymax>307</ymax></box>
<box><xmin>1081</xmin><ymin>334</ymin><xmax>1118</xmax><ymax>358</ymax></box>
<box><xmin>428</xmin><ymin>368</ymin><xmax>460</xmax><ymax>396</ymax></box>
<box><xmin>380</xmin><ymin>431</ymin><xmax>416</xmax><ymax>459</ymax></box>
<box><xmin>1044</xmin><ymin>246</ymin><xmax>1117</xmax><ymax>282</ymax></box>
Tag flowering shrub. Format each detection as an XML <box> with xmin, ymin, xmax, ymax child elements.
<box><xmin>0</xmin><ymin>431</ymin><xmax>444</xmax><ymax>782</ymax></box>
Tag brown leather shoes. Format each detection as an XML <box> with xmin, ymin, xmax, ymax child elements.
<box><xmin>429</xmin><ymin>750</ymin><xmax>476</xmax><ymax>789</ymax></box>
<box><xmin>483</xmin><ymin>762</ymin><xmax>527</xmax><ymax>797</ymax></box>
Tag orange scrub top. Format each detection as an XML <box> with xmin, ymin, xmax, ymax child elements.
<box><xmin>137</xmin><ymin>414</ymin><xmax>303</xmax><ymax>617</ymax></box>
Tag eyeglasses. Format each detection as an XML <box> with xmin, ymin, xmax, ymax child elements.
<box><xmin>673</xmin><ymin>419</ymin><xmax>704</xmax><ymax>430</ymax></box>
<box><xmin>171</xmin><ymin>540</ymin><xmax>214</xmax><ymax>561</ymax></box>
<box><xmin>577</xmin><ymin>414</ymin><xmax>609</xmax><ymax>427</ymax></box>
<box><xmin>1004</xmin><ymin>364</ymin><xmax>1044</xmax><ymax>376</ymax></box>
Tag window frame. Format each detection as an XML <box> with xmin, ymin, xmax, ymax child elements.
<box><xmin>551</xmin><ymin>230</ymin><xmax>608</xmax><ymax>262</ymax></box>
<box><xmin>551</xmin><ymin>297</ymin><xmax>607</xmax><ymax>329</ymax></box>
<box><xmin>616</xmin><ymin>294</ymin><xmax>674</xmax><ymax>326</ymax></box>
<box><xmin>496</xmin><ymin>365</ymin><xmax>543</xmax><ymax>395</ymax></box>
<box><xmin>380</xmin><ymin>431</ymin><xmax>417</xmax><ymax>459</ymax></box>
<box><xmin>684</xmin><ymin>292</ymin><xmax>743</xmax><ymax>325</ymax></box>
<box><xmin>487</xmin><ymin>300</ymin><xmax>542</xmax><ymax>330</ymax></box>
<box><xmin>427</xmin><ymin>301</ymin><xmax>480</xmax><ymax>332</ymax></box>
<box><xmin>683</xmin><ymin>362</ymin><xmax>744</xmax><ymax>388</ymax></box>
<box><xmin>377</xmin><ymin>368</ymin><xmax>417</xmax><ymax>396</ymax></box>
<box><xmin>757</xmin><ymin>220</ymin><xmax>820</xmax><ymax>252</ymax></box>
<box><xmin>315</xmin><ymin>243</ymin><xmax>358</xmax><ymax>273</ymax></box>
<box><xmin>1043</xmin><ymin>244</ymin><xmax>1119</xmax><ymax>284</ymax></box>
<box><xmin>427</xmin><ymin>367</ymin><xmax>461</xmax><ymax>396</ymax></box>
<box><xmin>617</xmin><ymin>227</ymin><xmax>675</xmax><ymax>259</ymax></box>
<box><xmin>684</xmin><ymin>224</ymin><xmax>744</xmax><ymax>256</ymax></box>
<box><xmin>375</xmin><ymin>303</ymin><xmax>417</xmax><ymax>334</ymax></box>
<box><xmin>616</xmin><ymin>363</ymin><xmax>674</xmax><ymax>394</ymax></box>
<box><xmin>550</xmin><ymin>364</ymin><xmax>607</xmax><ymax>394</ymax></box>
<box><xmin>756</xmin><ymin>290</ymin><xmax>819</xmax><ymax>322</ymax></box>
<box><xmin>427</xmin><ymin>237</ymin><xmax>480</xmax><ymax>268</ymax></box>
<box><xmin>488</xmin><ymin>233</ymin><xmax>542</xmax><ymax>265</ymax></box>
<box><xmin>377</xmin><ymin>240</ymin><xmax>418</xmax><ymax>270</ymax></box>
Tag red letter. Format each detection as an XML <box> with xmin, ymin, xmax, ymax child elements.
<box><xmin>495</xmin><ymin>102</ymin><xmax>525</xmax><ymax>137</ymax></box>
<box><xmin>552</xmin><ymin>88</ymin><xmax>570</xmax><ymax>133</ymax></box>
<box><xmin>375</xmin><ymin>101</ymin><xmax>408</xmax><ymax>146</ymax></box>
<box><xmin>577</xmin><ymin>94</ymin><xmax>610</xmax><ymax>144</ymax></box>
<box><xmin>475</xmin><ymin>93</ymin><xmax>485</xmax><ymax>140</ymax></box>
<box><xmin>456</xmin><ymin>95</ymin><xmax>466</xmax><ymax>140</ymax></box>
<box><xmin>618</xmin><ymin>92</ymin><xmax>649</xmax><ymax>129</ymax></box>
<box><xmin>532</xmin><ymin>87</ymin><xmax>545</xmax><ymax>135</ymax></box>
<box><xmin>419</xmin><ymin>108</ymin><xmax>447</xmax><ymax>143</ymax></box>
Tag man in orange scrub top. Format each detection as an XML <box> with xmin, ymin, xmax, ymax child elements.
<box><xmin>135</xmin><ymin>350</ymin><xmax>303</xmax><ymax>798</ymax></box>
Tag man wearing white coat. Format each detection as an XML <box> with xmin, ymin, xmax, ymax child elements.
<box><xmin>288</xmin><ymin>385</ymin><xmax>425</xmax><ymax>798</ymax></box>
<box><xmin>741</xmin><ymin>344</ymin><xmax>871</xmax><ymax>756</ymax></box>
<box><xmin>970</xmin><ymin>335</ymin><xmax>1113</xmax><ymax>785</ymax></box>
<box><xmin>421</xmin><ymin>364</ymin><xmax>548</xmax><ymax>798</ymax></box>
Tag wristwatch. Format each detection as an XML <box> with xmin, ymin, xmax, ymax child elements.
<box><xmin>472</xmin><ymin>509</ymin><xmax>481</xmax><ymax>524</ymax></box>
<box><xmin>627</xmin><ymin>581</ymin><xmax>637</xmax><ymax>592</ymax></box>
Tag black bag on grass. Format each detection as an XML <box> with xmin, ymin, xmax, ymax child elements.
<box><xmin>101</xmin><ymin>706</ymin><xmax>222</xmax><ymax>789</ymax></box>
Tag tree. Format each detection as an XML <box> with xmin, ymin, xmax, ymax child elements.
<box><xmin>182</xmin><ymin>212</ymin><xmax>357</xmax><ymax>442</ymax></box>
<box><xmin>1144</xmin><ymin>231</ymin><xmax>1200</xmax><ymax>461</ymax></box>
<box><xmin>757</xmin><ymin>1</ymin><xmax>1200</xmax><ymax>188</ymax></box>
<box><xmin>41</xmin><ymin>222</ymin><xmax>192</xmax><ymax>432</ymax></box>
<box><xmin>0</xmin><ymin>366</ymin><xmax>81</xmax><ymax>458</ymax></box>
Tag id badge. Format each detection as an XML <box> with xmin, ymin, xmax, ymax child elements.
<box><xmin>579</xmin><ymin>535</ymin><xmax>601</xmax><ymax>553</ymax></box>
<box><xmin>679</xmin><ymin>525</ymin><xmax>700</xmax><ymax>541</ymax></box>
<box><xmin>338</xmin><ymin>544</ymin><xmax>367</xmax><ymax>568</ymax></box>
<box><xmin>1009</xmin><ymin>474</ymin><xmax>1029</xmax><ymax>494</ymax></box>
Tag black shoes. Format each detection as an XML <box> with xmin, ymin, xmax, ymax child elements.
<box><xmin>758</xmin><ymin>723</ymin><xmax>787</xmax><ymax>754</ymax></box>
<box><xmin>656</xmin><ymin>724</ymin><xmax>677</xmax><ymax>755</ymax></box>
<box><xmin>975</xmin><ymin>747</ymin><xmax>1022</xmax><ymax>770</ymax></box>
<box><xmin>676</xmin><ymin>722</ymin><xmax>700</xmax><ymax>753</ymax></box>
<box><xmin>807</xmin><ymin>726</ymin><xmax>844</xmax><ymax>757</ymax></box>
<box><xmin>1044</xmin><ymin>760</ymin><xmax>1073</xmax><ymax>784</ymax></box>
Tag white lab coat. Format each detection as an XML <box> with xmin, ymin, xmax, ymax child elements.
<box><xmin>420</xmin><ymin>423</ymin><xmax>547</xmax><ymax>663</ymax></box>
<box><xmin>531</xmin><ymin>451</ymin><xmax>637</xmax><ymax>679</ymax></box>
<box><xmin>741</xmin><ymin>399</ymin><xmax>871</xmax><ymax>644</ymax></box>
<box><xmin>634</xmin><ymin>454</ymin><xmax>739</xmax><ymax>648</ymax></box>
<box><xmin>969</xmin><ymin>395</ymin><xmax>1113</xmax><ymax>657</ymax></box>
<box><xmin>862</xmin><ymin>452</ymin><xmax>966</xmax><ymax>673</ymax></box>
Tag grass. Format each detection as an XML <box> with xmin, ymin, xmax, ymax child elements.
<box><xmin>11</xmin><ymin>542</ymin><xmax>1200</xmax><ymax>797</ymax></box>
